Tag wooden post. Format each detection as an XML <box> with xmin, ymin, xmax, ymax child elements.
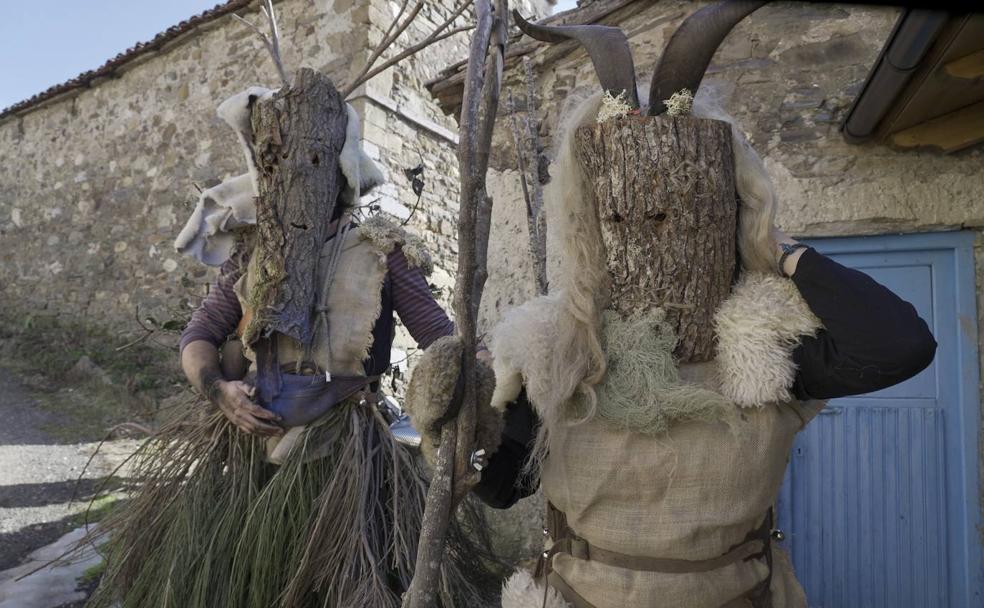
<box><xmin>245</xmin><ymin>68</ymin><xmax>348</xmax><ymax>348</ymax></box>
<box><xmin>574</xmin><ymin>116</ymin><xmax>737</xmax><ymax>363</ymax></box>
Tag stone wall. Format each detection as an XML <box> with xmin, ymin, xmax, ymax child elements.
<box><xmin>0</xmin><ymin>0</ymin><xmax>367</xmax><ymax>343</ymax></box>
<box><xmin>0</xmin><ymin>0</ymin><xmax>551</xmax><ymax>351</ymax></box>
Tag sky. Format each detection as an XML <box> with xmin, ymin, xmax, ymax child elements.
<box><xmin>0</xmin><ymin>0</ymin><xmax>578</xmax><ymax>112</ymax></box>
<box><xmin>0</xmin><ymin>0</ymin><xmax>220</xmax><ymax>110</ymax></box>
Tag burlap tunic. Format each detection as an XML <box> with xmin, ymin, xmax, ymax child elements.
<box><xmin>492</xmin><ymin>273</ymin><xmax>827</xmax><ymax>608</ymax></box>
<box><xmin>541</xmin><ymin>363</ymin><xmax>821</xmax><ymax>608</ymax></box>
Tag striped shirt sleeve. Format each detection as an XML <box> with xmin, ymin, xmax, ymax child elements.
<box><xmin>180</xmin><ymin>241</ymin><xmax>452</xmax><ymax>354</ymax></box>
<box><xmin>388</xmin><ymin>245</ymin><xmax>455</xmax><ymax>349</ymax></box>
<box><xmin>179</xmin><ymin>250</ymin><xmax>246</xmax><ymax>353</ymax></box>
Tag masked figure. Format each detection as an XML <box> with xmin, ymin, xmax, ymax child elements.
<box><xmin>84</xmin><ymin>87</ymin><xmax>500</xmax><ymax>608</ymax></box>
<box><xmin>407</xmin><ymin>94</ymin><xmax>935</xmax><ymax>608</ymax></box>
<box><xmin>402</xmin><ymin>7</ymin><xmax>936</xmax><ymax>606</ymax></box>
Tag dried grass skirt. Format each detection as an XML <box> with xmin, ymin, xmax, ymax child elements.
<box><xmin>84</xmin><ymin>395</ymin><xmax>497</xmax><ymax>608</ymax></box>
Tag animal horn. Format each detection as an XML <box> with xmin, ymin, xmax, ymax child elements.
<box><xmin>647</xmin><ymin>0</ymin><xmax>767</xmax><ymax>116</ymax></box>
<box><xmin>513</xmin><ymin>10</ymin><xmax>639</xmax><ymax>108</ymax></box>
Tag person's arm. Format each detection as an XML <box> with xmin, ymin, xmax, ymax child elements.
<box><xmin>179</xmin><ymin>250</ymin><xmax>282</xmax><ymax>436</ymax></box>
<box><xmin>776</xmin><ymin>233</ymin><xmax>937</xmax><ymax>400</ymax></box>
<box><xmin>388</xmin><ymin>246</ymin><xmax>456</xmax><ymax>348</ymax></box>
<box><xmin>473</xmin><ymin>392</ymin><xmax>540</xmax><ymax>508</ymax></box>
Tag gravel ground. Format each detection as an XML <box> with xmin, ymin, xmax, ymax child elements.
<box><xmin>0</xmin><ymin>365</ymin><xmax>139</xmax><ymax>606</ymax></box>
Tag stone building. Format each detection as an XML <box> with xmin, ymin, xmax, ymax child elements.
<box><xmin>0</xmin><ymin>0</ymin><xmax>550</xmax><ymax>352</ymax></box>
<box><xmin>2</xmin><ymin>0</ymin><xmax>984</xmax><ymax>602</ymax></box>
<box><xmin>427</xmin><ymin>1</ymin><xmax>984</xmax><ymax>605</ymax></box>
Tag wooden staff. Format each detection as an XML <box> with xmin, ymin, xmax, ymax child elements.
<box><xmin>402</xmin><ymin>0</ymin><xmax>508</xmax><ymax>606</ymax></box>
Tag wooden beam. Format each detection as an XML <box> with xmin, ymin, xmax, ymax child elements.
<box><xmin>891</xmin><ymin>100</ymin><xmax>984</xmax><ymax>153</ymax></box>
<box><xmin>944</xmin><ymin>48</ymin><xmax>984</xmax><ymax>80</ymax></box>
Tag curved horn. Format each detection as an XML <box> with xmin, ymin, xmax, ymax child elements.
<box><xmin>647</xmin><ymin>0</ymin><xmax>767</xmax><ymax>116</ymax></box>
<box><xmin>513</xmin><ymin>10</ymin><xmax>639</xmax><ymax>108</ymax></box>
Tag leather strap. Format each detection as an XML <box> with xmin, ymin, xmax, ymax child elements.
<box><xmin>539</xmin><ymin>503</ymin><xmax>776</xmax><ymax>607</ymax></box>
<box><xmin>551</xmin><ymin>535</ymin><xmax>766</xmax><ymax>574</ymax></box>
<box><xmin>547</xmin><ymin>571</ymin><xmax>596</xmax><ymax>608</ymax></box>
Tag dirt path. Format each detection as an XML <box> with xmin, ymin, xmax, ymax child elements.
<box><xmin>0</xmin><ymin>365</ymin><xmax>139</xmax><ymax>605</ymax></box>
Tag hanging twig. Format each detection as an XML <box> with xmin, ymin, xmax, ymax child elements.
<box><xmin>522</xmin><ymin>56</ymin><xmax>548</xmax><ymax>293</ymax></box>
<box><xmin>401</xmin><ymin>1</ymin><xmax>507</xmax><ymax>606</ymax></box>
<box><xmin>342</xmin><ymin>0</ymin><xmax>472</xmax><ymax>97</ymax></box>
<box><xmin>506</xmin><ymin>87</ymin><xmax>547</xmax><ymax>295</ymax></box>
<box><xmin>233</xmin><ymin>0</ymin><xmax>290</xmax><ymax>87</ymax></box>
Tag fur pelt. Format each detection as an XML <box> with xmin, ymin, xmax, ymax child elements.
<box><xmin>404</xmin><ymin>335</ymin><xmax>503</xmax><ymax>464</ymax></box>
<box><xmin>500</xmin><ymin>570</ymin><xmax>571</xmax><ymax>608</ymax></box>
<box><xmin>714</xmin><ymin>272</ymin><xmax>822</xmax><ymax>407</ymax></box>
<box><xmin>357</xmin><ymin>214</ymin><xmax>434</xmax><ymax>275</ymax></box>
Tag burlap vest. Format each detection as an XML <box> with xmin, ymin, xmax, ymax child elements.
<box><xmin>540</xmin><ymin>362</ymin><xmax>821</xmax><ymax>608</ymax></box>
<box><xmin>493</xmin><ymin>272</ymin><xmax>824</xmax><ymax>608</ymax></box>
<box><xmin>234</xmin><ymin>216</ymin><xmax>428</xmax><ymax>377</ymax></box>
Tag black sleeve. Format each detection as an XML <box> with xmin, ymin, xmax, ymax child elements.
<box><xmin>473</xmin><ymin>391</ymin><xmax>539</xmax><ymax>509</ymax></box>
<box><xmin>790</xmin><ymin>248</ymin><xmax>937</xmax><ymax>400</ymax></box>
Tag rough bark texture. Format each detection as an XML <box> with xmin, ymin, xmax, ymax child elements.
<box><xmin>575</xmin><ymin>116</ymin><xmax>737</xmax><ymax>363</ymax></box>
<box><xmin>246</xmin><ymin>68</ymin><xmax>348</xmax><ymax>349</ymax></box>
<box><xmin>403</xmin><ymin>1</ymin><xmax>504</xmax><ymax>605</ymax></box>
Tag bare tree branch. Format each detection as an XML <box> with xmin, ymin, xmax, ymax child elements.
<box><xmin>506</xmin><ymin>87</ymin><xmax>547</xmax><ymax>295</ymax></box>
<box><xmin>522</xmin><ymin>57</ymin><xmax>547</xmax><ymax>289</ymax></box>
<box><xmin>352</xmin><ymin>0</ymin><xmax>425</xmax><ymax>93</ymax></box>
<box><xmin>233</xmin><ymin>0</ymin><xmax>289</xmax><ymax>87</ymax></box>
<box><xmin>402</xmin><ymin>1</ymin><xmax>507</xmax><ymax>606</ymax></box>
<box><xmin>343</xmin><ymin>0</ymin><xmax>472</xmax><ymax>97</ymax></box>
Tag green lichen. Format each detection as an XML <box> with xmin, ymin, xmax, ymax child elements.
<box><xmin>585</xmin><ymin>310</ymin><xmax>734</xmax><ymax>436</ymax></box>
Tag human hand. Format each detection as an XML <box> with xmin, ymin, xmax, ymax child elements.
<box><xmin>476</xmin><ymin>347</ymin><xmax>493</xmax><ymax>365</ymax></box>
<box><xmin>209</xmin><ymin>379</ymin><xmax>283</xmax><ymax>436</ymax></box>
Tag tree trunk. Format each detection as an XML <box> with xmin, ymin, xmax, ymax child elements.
<box><xmin>574</xmin><ymin>116</ymin><xmax>736</xmax><ymax>363</ymax></box>
<box><xmin>246</xmin><ymin>68</ymin><xmax>348</xmax><ymax>349</ymax></box>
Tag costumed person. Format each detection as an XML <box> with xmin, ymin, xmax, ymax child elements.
<box><xmin>83</xmin><ymin>82</ymin><xmax>501</xmax><ymax>608</ymax></box>
<box><xmin>403</xmin><ymin>5</ymin><xmax>937</xmax><ymax>608</ymax></box>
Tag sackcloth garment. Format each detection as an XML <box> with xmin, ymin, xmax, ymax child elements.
<box><xmin>495</xmin><ymin>274</ymin><xmax>823</xmax><ymax>608</ymax></box>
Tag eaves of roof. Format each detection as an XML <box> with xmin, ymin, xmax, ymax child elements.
<box><xmin>842</xmin><ymin>9</ymin><xmax>984</xmax><ymax>153</ymax></box>
<box><xmin>426</xmin><ymin>0</ymin><xmax>643</xmax><ymax>118</ymax></box>
<box><xmin>0</xmin><ymin>0</ymin><xmax>251</xmax><ymax>123</ymax></box>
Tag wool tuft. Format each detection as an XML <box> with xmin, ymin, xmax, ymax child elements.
<box><xmin>597</xmin><ymin>90</ymin><xmax>632</xmax><ymax>122</ymax></box>
<box><xmin>501</xmin><ymin>569</ymin><xmax>571</xmax><ymax>608</ymax></box>
<box><xmin>592</xmin><ymin>311</ymin><xmax>733</xmax><ymax>435</ymax></box>
<box><xmin>714</xmin><ymin>272</ymin><xmax>822</xmax><ymax>407</ymax></box>
<box><xmin>664</xmin><ymin>88</ymin><xmax>694</xmax><ymax>116</ymax></box>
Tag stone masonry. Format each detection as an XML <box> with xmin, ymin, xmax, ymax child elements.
<box><xmin>0</xmin><ymin>0</ymin><xmax>550</xmax><ymax>352</ymax></box>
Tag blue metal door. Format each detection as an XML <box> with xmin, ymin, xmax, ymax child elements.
<box><xmin>776</xmin><ymin>231</ymin><xmax>983</xmax><ymax>608</ymax></box>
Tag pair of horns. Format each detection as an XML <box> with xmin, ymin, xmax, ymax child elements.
<box><xmin>513</xmin><ymin>0</ymin><xmax>767</xmax><ymax>116</ymax></box>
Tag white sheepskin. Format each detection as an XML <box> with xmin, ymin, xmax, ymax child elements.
<box><xmin>340</xmin><ymin>104</ymin><xmax>385</xmax><ymax>205</ymax></box>
<box><xmin>501</xmin><ymin>570</ymin><xmax>571</xmax><ymax>608</ymax></box>
<box><xmin>490</xmin><ymin>293</ymin><xmax>567</xmax><ymax>416</ymax></box>
<box><xmin>216</xmin><ymin>86</ymin><xmax>277</xmax><ymax>196</ymax></box>
<box><xmin>714</xmin><ymin>272</ymin><xmax>822</xmax><ymax>407</ymax></box>
<box><xmin>357</xmin><ymin>214</ymin><xmax>434</xmax><ymax>275</ymax></box>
